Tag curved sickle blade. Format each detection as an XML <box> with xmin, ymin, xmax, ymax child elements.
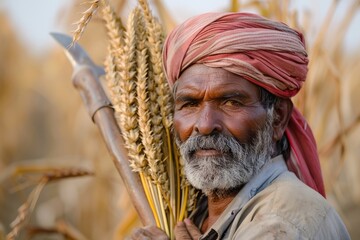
<box><xmin>50</xmin><ymin>32</ymin><xmax>105</xmax><ymax>76</ymax></box>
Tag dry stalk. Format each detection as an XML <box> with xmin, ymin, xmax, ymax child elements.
<box><xmin>114</xmin><ymin>207</ymin><xmax>138</xmax><ymax>238</ymax></box>
<box><xmin>43</xmin><ymin>168</ymin><xmax>94</xmax><ymax>181</ymax></box>
<box><xmin>177</xmin><ymin>148</ymin><xmax>198</xmax><ymax>220</ymax></box>
<box><xmin>27</xmin><ymin>219</ymin><xmax>88</xmax><ymax>240</ymax></box>
<box><xmin>72</xmin><ymin>0</ymin><xmax>101</xmax><ymax>45</ymax></box>
<box><xmin>230</xmin><ymin>0</ymin><xmax>239</xmax><ymax>12</ymax></box>
<box><xmin>115</xmin><ymin>0</ymin><xmax>127</xmax><ymax>14</ymax></box>
<box><xmin>6</xmin><ymin>169</ymin><xmax>93</xmax><ymax>240</ymax></box>
<box><xmin>319</xmin><ymin>114</ymin><xmax>360</xmax><ymax>156</ymax></box>
<box><xmin>187</xmin><ymin>187</ymin><xmax>199</xmax><ymax>215</ymax></box>
<box><xmin>304</xmin><ymin>0</ymin><xmax>339</xmax><ymax>116</ymax></box>
<box><xmin>6</xmin><ymin>178</ymin><xmax>47</xmax><ymax>240</ymax></box>
<box><xmin>323</xmin><ymin>51</ymin><xmax>346</xmax><ymax>164</ymax></box>
<box><xmin>55</xmin><ymin>220</ymin><xmax>89</xmax><ymax>240</ymax></box>
<box><xmin>328</xmin><ymin>0</ymin><xmax>360</xmax><ymax>54</ymax></box>
<box><xmin>152</xmin><ymin>0</ymin><xmax>177</xmax><ymax>32</ymax></box>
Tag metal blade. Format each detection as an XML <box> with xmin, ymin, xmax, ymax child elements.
<box><xmin>50</xmin><ymin>32</ymin><xmax>105</xmax><ymax>76</ymax></box>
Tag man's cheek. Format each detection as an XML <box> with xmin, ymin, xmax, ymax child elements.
<box><xmin>174</xmin><ymin>112</ymin><xmax>197</xmax><ymax>141</ymax></box>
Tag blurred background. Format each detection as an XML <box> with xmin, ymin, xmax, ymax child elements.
<box><xmin>0</xmin><ymin>0</ymin><xmax>359</xmax><ymax>239</ymax></box>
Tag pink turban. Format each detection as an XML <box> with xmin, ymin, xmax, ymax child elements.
<box><xmin>163</xmin><ymin>12</ymin><xmax>325</xmax><ymax>197</ymax></box>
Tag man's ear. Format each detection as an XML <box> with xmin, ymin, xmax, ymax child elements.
<box><xmin>272</xmin><ymin>98</ymin><xmax>293</xmax><ymax>141</ymax></box>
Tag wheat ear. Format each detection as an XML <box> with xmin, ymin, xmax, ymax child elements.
<box><xmin>72</xmin><ymin>0</ymin><xmax>101</xmax><ymax>45</ymax></box>
<box><xmin>103</xmin><ymin>2</ymin><xmax>146</xmax><ymax>170</ymax></box>
<box><xmin>102</xmin><ymin>2</ymin><xmax>125</xmax><ymax>110</ymax></box>
<box><xmin>135</xmin><ymin>4</ymin><xmax>169</xmax><ymax>216</ymax></box>
<box><xmin>137</xmin><ymin>0</ymin><xmax>170</xmax><ymax>181</ymax></box>
<box><xmin>138</xmin><ymin>0</ymin><xmax>172</xmax><ymax>129</ymax></box>
<box><xmin>118</xmin><ymin>7</ymin><xmax>148</xmax><ymax>172</ymax></box>
<box><xmin>102</xmin><ymin>1</ymin><xmax>125</xmax><ymax>54</ymax></box>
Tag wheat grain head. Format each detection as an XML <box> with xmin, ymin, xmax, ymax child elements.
<box><xmin>72</xmin><ymin>0</ymin><xmax>101</xmax><ymax>45</ymax></box>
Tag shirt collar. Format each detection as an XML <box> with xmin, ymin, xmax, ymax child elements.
<box><xmin>200</xmin><ymin>155</ymin><xmax>288</xmax><ymax>240</ymax></box>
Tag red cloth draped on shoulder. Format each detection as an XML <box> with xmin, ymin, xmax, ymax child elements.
<box><xmin>162</xmin><ymin>12</ymin><xmax>326</xmax><ymax>197</ymax></box>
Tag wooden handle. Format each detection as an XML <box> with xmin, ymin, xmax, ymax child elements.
<box><xmin>72</xmin><ymin>66</ymin><xmax>156</xmax><ymax>225</ymax></box>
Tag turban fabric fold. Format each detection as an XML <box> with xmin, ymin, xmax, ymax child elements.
<box><xmin>163</xmin><ymin>12</ymin><xmax>325</xmax><ymax>197</ymax></box>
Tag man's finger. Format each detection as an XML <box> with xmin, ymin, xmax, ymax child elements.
<box><xmin>144</xmin><ymin>225</ymin><xmax>169</xmax><ymax>239</ymax></box>
<box><xmin>184</xmin><ymin>218</ymin><xmax>202</xmax><ymax>239</ymax></box>
<box><xmin>174</xmin><ymin>221</ymin><xmax>192</xmax><ymax>240</ymax></box>
<box><xmin>131</xmin><ymin>228</ymin><xmax>150</xmax><ymax>239</ymax></box>
<box><xmin>130</xmin><ymin>226</ymin><xmax>169</xmax><ymax>240</ymax></box>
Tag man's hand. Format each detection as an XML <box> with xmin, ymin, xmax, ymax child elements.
<box><xmin>130</xmin><ymin>225</ymin><xmax>169</xmax><ymax>240</ymax></box>
<box><xmin>174</xmin><ymin>218</ymin><xmax>202</xmax><ymax>240</ymax></box>
<box><xmin>129</xmin><ymin>219</ymin><xmax>201</xmax><ymax>240</ymax></box>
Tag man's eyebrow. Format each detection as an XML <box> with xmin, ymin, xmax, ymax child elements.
<box><xmin>214</xmin><ymin>91</ymin><xmax>255</xmax><ymax>102</ymax></box>
<box><xmin>219</xmin><ymin>92</ymin><xmax>249</xmax><ymax>98</ymax></box>
<box><xmin>174</xmin><ymin>94</ymin><xmax>198</xmax><ymax>102</ymax></box>
<box><xmin>174</xmin><ymin>90</ymin><xmax>253</xmax><ymax>100</ymax></box>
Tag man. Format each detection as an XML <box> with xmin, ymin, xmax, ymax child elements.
<box><xmin>131</xmin><ymin>12</ymin><xmax>350</xmax><ymax>239</ymax></box>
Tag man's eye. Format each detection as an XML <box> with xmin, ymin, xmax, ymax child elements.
<box><xmin>177</xmin><ymin>101</ymin><xmax>198</xmax><ymax>110</ymax></box>
<box><xmin>182</xmin><ymin>101</ymin><xmax>198</xmax><ymax>108</ymax></box>
<box><xmin>223</xmin><ymin>100</ymin><xmax>243</xmax><ymax>107</ymax></box>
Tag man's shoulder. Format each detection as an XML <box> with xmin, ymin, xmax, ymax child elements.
<box><xmin>257</xmin><ymin>171</ymin><xmax>330</xmax><ymax>220</ymax></box>
<box><xmin>264</xmin><ymin>171</ymin><xmax>329</xmax><ymax>210</ymax></box>
<box><xmin>237</xmin><ymin>171</ymin><xmax>349</xmax><ymax>239</ymax></box>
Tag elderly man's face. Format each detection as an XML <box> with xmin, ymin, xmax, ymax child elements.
<box><xmin>174</xmin><ymin>64</ymin><xmax>274</xmax><ymax>196</ymax></box>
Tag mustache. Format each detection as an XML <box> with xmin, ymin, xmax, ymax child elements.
<box><xmin>178</xmin><ymin>133</ymin><xmax>244</xmax><ymax>157</ymax></box>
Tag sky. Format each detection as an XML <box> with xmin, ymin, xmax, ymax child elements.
<box><xmin>0</xmin><ymin>0</ymin><xmax>73</xmax><ymax>55</ymax></box>
<box><xmin>0</xmin><ymin>0</ymin><xmax>359</xmax><ymax>56</ymax></box>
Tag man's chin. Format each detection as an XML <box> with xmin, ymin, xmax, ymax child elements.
<box><xmin>203</xmin><ymin>186</ymin><xmax>243</xmax><ymax>200</ymax></box>
<box><xmin>185</xmin><ymin>164</ymin><xmax>252</xmax><ymax>198</ymax></box>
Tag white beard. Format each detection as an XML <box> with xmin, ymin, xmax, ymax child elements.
<box><xmin>177</xmin><ymin>109</ymin><xmax>274</xmax><ymax>197</ymax></box>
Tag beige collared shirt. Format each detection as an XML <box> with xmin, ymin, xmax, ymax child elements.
<box><xmin>191</xmin><ymin>155</ymin><xmax>350</xmax><ymax>240</ymax></box>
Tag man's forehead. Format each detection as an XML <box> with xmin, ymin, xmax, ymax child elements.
<box><xmin>173</xmin><ymin>64</ymin><xmax>260</xmax><ymax>96</ymax></box>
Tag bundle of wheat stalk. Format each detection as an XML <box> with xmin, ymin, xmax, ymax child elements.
<box><xmin>72</xmin><ymin>0</ymin><xmax>198</xmax><ymax>238</ymax></box>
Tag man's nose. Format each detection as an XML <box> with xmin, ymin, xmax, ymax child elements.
<box><xmin>194</xmin><ymin>105</ymin><xmax>223</xmax><ymax>135</ymax></box>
